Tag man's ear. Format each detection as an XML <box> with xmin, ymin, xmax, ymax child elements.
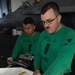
<box><xmin>34</xmin><ymin>25</ymin><xmax>36</xmax><ymax>30</ymax></box>
<box><xmin>58</xmin><ymin>15</ymin><xmax>62</xmax><ymax>22</ymax></box>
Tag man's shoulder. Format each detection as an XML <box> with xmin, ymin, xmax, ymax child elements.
<box><xmin>64</xmin><ymin>25</ymin><xmax>74</xmax><ymax>31</ymax></box>
<box><xmin>66</xmin><ymin>27</ymin><xmax>75</xmax><ymax>34</ymax></box>
<box><xmin>18</xmin><ymin>34</ymin><xmax>26</xmax><ymax>38</ymax></box>
<box><xmin>35</xmin><ymin>31</ymin><xmax>40</xmax><ymax>35</ymax></box>
<box><xmin>63</xmin><ymin>25</ymin><xmax>75</xmax><ymax>33</ymax></box>
<box><xmin>63</xmin><ymin>26</ymin><xmax>75</xmax><ymax>38</ymax></box>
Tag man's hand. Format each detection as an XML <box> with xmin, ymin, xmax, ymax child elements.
<box><xmin>33</xmin><ymin>70</ymin><xmax>41</xmax><ymax>75</ymax></box>
<box><xmin>7</xmin><ymin>57</ymin><xmax>13</xmax><ymax>65</ymax></box>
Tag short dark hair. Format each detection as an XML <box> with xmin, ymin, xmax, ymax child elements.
<box><xmin>23</xmin><ymin>17</ymin><xmax>34</xmax><ymax>25</ymax></box>
<box><xmin>41</xmin><ymin>2</ymin><xmax>60</xmax><ymax>16</ymax></box>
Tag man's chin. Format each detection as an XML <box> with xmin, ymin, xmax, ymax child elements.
<box><xmin>26</xmin><ymin>34</ymin><xmax>31</xmax><ymax>36</ymax></box>
<box><xmin>47</xmin><ymin>31</ymin><xmax>54</xmax><ymax>34</ymax></box>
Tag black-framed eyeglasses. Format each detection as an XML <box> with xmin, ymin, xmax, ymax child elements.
<box><xmin>41</xmin><ymin>15</ymin><xmax>59</xmax><ymax>25</ymax></box>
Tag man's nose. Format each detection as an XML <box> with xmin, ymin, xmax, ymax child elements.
<box><xmin>44</xmin><ymin>23</ymin><xmax>49</xmax><ymax>28</ymax></box>
<box><xmin>25</xmin><ymin>30</ymin><xmax>28</xmax><ymax>33</ymax></box>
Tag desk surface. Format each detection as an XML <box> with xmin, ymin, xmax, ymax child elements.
<box><xmin>0</xmin><ymin>67</ymin><xmax>33</xmax><ymax>75</ymax></box>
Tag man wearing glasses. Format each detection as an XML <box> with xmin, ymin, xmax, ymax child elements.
<box><xmin>33</xmin><ymin>1</ymin><xmax>75</xmax><ymax>75</ymax></box>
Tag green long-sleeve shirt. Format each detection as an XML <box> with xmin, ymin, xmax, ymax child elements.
<box><xmin>34</xmin><ymin>25</ymin><xmax>75</xmax><ymax>75</ymax></box>
<box><xmin>12</xmin><ymin>32</ymin><xmax>40</xmax><ymax>59</ymax></box>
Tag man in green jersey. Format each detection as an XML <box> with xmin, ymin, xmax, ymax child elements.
<box><xmin>33</xmin><ymin>2</ymin><xmax>75</xmax><ymax>75</ymax></box>
<box><xmin>7</xmin><ymin>17</ymin><xmax>40</xmax><ymax>66</ymax></box>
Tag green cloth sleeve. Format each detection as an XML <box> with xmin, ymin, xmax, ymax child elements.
<box><xmin>12</xmin><ymin>36</ymin><xmax>22</xmax><ymax>59</ymax></box>
<box><xmin>34</xmin><ymin>35</ymin><xmax>42</xmax><ymax>70</ymax></box>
